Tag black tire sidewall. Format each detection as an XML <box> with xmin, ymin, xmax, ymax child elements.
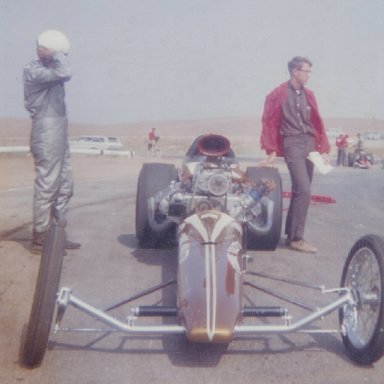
<box><xmin>22</xmin><ymin>224</ymin><xmax>65</xmax><ymax>368</ymax></box>
<box><xmin>135</xmin><ymin>163</ymin><xmax>177</xmax><ymax>247</ymax></box>
<box><xmin>245</xmin><ymin>166</ymin><xmax>283</xmax><ymax>250</ymax></box>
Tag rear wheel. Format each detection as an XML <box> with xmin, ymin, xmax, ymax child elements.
<box><xmin>347</xmin><ymin>152</ymin><xmax>356</xmax><ymax>167</ymax></box>
<box><xmin>245</xmin><ymin>166</ymin><xmax>282</xmax><ymax>250</ymax></box>
<box><xmin>339</xmin><ymin>234</ymin><xmax>384</xmax><ymax>365</ymax></box>
<box><xmin>135</xmin><ymin>163</ymin><xmax>177</xmax><ymax>248</ymax></box>
<box><xmin>22</xmin><ymin>224</ymin><xmax>65</xmax><ymax>368</ymax></box>
<box><xmin>367</xmin><ymin>152</ymin><xmax>374</xmax><ymax>166</ymax></box>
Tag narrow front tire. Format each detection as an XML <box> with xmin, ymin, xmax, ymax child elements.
<box><xmin>21</xmin><ymin>224</ymin><xmax>65</xmax><ymax>368</ymax></box>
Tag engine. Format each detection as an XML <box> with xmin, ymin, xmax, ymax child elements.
<box><xmin>146</xmin><ymin>134</ymin><xmax>274</xmax><ymax>235</ymax></box>
<box><xmin>149</xmin><ymin>164</ymin><xmax>273</xmax><ymax>235</ymax></box>
<box><xmin>192</xmin><ymin>165</ymin><xmax>232</xmax><ymax>197</ymax></box>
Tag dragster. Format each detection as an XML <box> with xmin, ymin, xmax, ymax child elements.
<box><xmin>21</xmin><ymin>134</ymin><xmax>384</xmax><ymax>368</ymax></box>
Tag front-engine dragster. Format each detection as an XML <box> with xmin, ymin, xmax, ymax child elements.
<box><xmin>21</xmin><ymin>134</ymin><xmax>384</xmax><ymax>368</ymax></box>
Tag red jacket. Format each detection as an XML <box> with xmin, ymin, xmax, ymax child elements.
<box><xmin>260</xmin><ymin>82</ymin><xmax>330</xmax><ymax>156</ymax></box>
<box><xmin>335</xmin><ymin>134</ymin><xmax>348</xmax><ymax>148</ymax></box>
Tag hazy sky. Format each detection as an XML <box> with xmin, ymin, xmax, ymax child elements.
<box><xmin>0</xmin><ymin>0</ymin><xmax>383</xmax><ymax>124</ymax></box>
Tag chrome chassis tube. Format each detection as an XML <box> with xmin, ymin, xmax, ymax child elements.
<box><xmin>55</xmin><ymin>286</ymin><xmax>355</xmax><ymax>336</ymax></box>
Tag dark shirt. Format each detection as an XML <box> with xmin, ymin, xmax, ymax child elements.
<box><xmin>280</xmin><ymin>83</ymin><xmax>314</xmax><ymax>136</ymax></box>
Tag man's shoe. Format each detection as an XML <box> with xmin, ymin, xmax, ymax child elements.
<box><xmin>31</xmin><ymin>230</ymin><xmax>45</xmax><ymax>254</ymax></box>
<box><xmin>31</xmin><ymin>243</ymin><xmax>70</xmax><ymax>256</ymax></box>
<box><xmin>290</xmin><ymin>239</ymin><xmax>318</xmax><ymax>253</ymax></box>
<box><xmin>31</xmin><ymin>242</ymin><xmax>43</xmax><ymax>254</ymax></box>
<box><xmin>31</xmin><ymin>230</ymin><xmax>80</xmax><ymax>254</ymax></box>
<box><xmin>65</xmin><ymin>240</ymin><xmax>81</xmax><ymax>250</ymax></box>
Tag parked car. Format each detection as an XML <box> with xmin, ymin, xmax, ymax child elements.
<box><xmin>363</xmin><ymin>132</ymin><xmax>383</xmax><ymax>140</ymax></box>
<box><xmin>70</xmin><ymin>135</ymin><xmax>123</xmax><ymax>151</ymax></box>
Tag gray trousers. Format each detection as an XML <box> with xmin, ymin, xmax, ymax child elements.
<box><xmin>30</xmin><ymin>117</ymin><xmax>74</xmax><ymax>232</ymax></box>
<box><xmin>283</xmin><ymin>133</ymin><xmax>316</xmax><ymax>241</ymax></box>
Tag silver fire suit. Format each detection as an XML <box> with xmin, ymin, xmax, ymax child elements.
<box><xmin>23</xmin><ymin>52</ymin><xmax>74</xmax><ymax>232</ymax></box>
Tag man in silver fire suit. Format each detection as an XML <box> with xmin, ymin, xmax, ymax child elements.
<box><xmin>23</xmin><ymin>30</ymin><xmax>80</xmax><ymax>254</ymax></box>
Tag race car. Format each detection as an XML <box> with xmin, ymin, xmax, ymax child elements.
<box><xmin>21</xmin><ymin>134</ymin><xmax>384</xmax><ymax>368</ymax></box>
<box><xmin>347</xmin><ymin>149</ymin><xmax>374</xmax><ymax>169</ymax></box>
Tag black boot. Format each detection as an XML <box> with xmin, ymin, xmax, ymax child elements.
<box><xmin>65</xmin><ymin>239</ymin><xmax>81</xmax><ymax>250</ymax></box>
<box><xmin>63</xmin><ymin>230</ymin><xmax>81</xmax><ymax>250</ymax></box>
<box><xmin>31</xmin><ymin>230</ymin><xmax>81</xmax><ymax>254</ymax></box>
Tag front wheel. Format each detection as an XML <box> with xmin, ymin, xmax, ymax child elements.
<box><xmin>21</xmin><ymin>224</ymin><xmax>65</xmax><ymax>368</ymax></box>
<box><xmin>339</xmin><ymin>234</ymin><xmax>384</xmax><ymax>365</ymax></box>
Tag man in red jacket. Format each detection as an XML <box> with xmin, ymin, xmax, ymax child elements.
<box><xmin>335</xmin><ymin>133</ymin><xmax>349</xmax><ymax>166</ymax></box>
<box><xmin>260</xmin><ymin>56</ymin><xmax>330</xmax><ymax>253</ymax></box>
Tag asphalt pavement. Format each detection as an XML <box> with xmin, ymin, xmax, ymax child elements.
<box><xmin>1</xmin><ymin>154</ymin><xmax>384</xmax><ymax>384</ymax></box>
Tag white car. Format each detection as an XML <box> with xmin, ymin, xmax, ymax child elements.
<box><xmin>70</xmin><ymin>135</ymin><xmax>123</xmax><ymax>151</ymax></box>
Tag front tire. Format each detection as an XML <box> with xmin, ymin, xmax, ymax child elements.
<box><xmin>245</xmin><ymin>166</ymin><xmax>282</xmax><ymax>250</ymax></box>
<box><xmin>21</xmin><ymin>224</ymin><xmax>65</xmax><ymax>368</ymax></box>
<box><xmin>339</xmin><ymin>234</ymin><xmax>384</xmax><ymax>365</ymax></box>
<box><xmin>135</xmin><ymin>163</ymin><xmax>177</xmax><ymax>248</ymax></box>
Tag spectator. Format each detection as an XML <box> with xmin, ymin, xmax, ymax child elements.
<box><xmin>260</xmin><ymin>56</ymin><xmax>330</xmax><ymax>253</ymax></box>
<box><xmin>335</xmin><ymin>133</ymin><xmax>349</xmax><ymax>166</ymax></box>
<box><xmin>148</xmin><ymin>127</ymin><xmax>159</xmax><ymax>150</ymax></box>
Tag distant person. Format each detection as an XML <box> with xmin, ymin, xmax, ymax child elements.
<box><xmin>335</xmin><ymin>133</ymin><xmax>348</xmax><ymax>166</ymax></box>
<box><xmin>353</xmin><ymin>132</ymin><xmax>370</xmax><ymax>166</ymax></box>
<box><xmin>23</xmin><ymin>29</ymin><xmax>80</xmax><ymax>254</ymax></box>
<box><xmin>148</xmin><ymin>127</ymin><xmax>159</xmax><ymax>151</ymax></box>
<box><xmin>355</xmin><ymin>133</ymin><xmax>364</xmax><ymax>153</ymax></box>
<box><xmin>260</xmin><ymin>56</ymin><xmax>330</xmax><ymax>253</ymax></box>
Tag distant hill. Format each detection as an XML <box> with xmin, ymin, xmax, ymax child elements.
<box><xmin>1</xmin><ymin>116</ymin><xmax>383</xmax><ymax>150</ymax></box>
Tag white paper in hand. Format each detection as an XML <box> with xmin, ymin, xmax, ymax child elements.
<box><xmin>308</xmin><ymin>151</ymin><xmax>333</xmax><ymax>174</ymax></box>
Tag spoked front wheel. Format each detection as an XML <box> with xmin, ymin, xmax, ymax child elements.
<box><xmin>339</xmin><ymin>234</ymin><xmax>384</xmax><ymax>365</ymax></box>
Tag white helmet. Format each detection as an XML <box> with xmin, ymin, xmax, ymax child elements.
<box><xmin>37</xmin><ymin>29</ymin><xmax>70</xmax><ymax>54</ymax></box>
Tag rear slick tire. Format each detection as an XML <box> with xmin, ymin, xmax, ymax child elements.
<box><xmin>245</xmin><ymin>166</ymin><xmax>282</xmax><ymax>250</ymax></box>
<box><xmin>135</xmin><ymin>163</ymin><xmax>177</xmax><ymax>248</ymax></box>
<box><xmin>21</xmin><ymin>224</ymin><xmax>65</xmax><ymax>368</ymax></box>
